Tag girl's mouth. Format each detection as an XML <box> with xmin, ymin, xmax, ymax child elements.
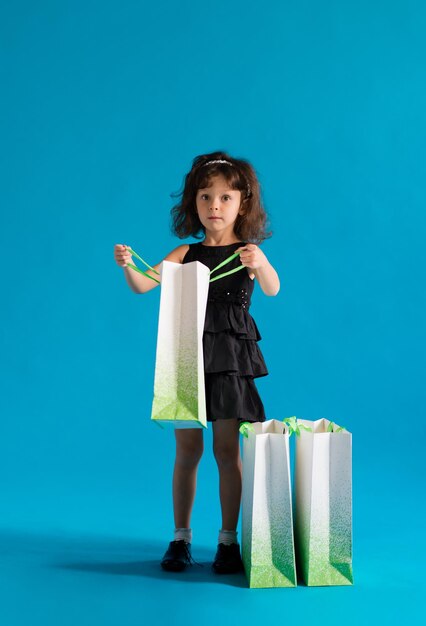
<box><xmin>208</xmin><ymin>217</ymin><xmax>222</xmax><ymax>220</ymax></box>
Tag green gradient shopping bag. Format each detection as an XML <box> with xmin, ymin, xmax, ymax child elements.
<box><xmin>241</xmin><ymin>419</ymin><xmax>297</xmax><ymax>588</ymax></box>
<box><xmin>151</xmin><ymin>260</ymin><xmax>210</xmax><ymax>428</ymax></box>
<box><xmin>127</xmin><ymin>249</ymin><xmax>246</xmax><ymax>429</ymax></box>
<box><xmin>294</xmin><ymin>418</ymin><xmax>353</xmax><ymax>586</ymax></box>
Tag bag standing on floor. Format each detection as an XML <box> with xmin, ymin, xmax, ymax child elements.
<box><xmin>241</xmin><ymin>419</ymin><xmax>297</xmax><ymax>588</ymax></box>
<box><xmin>294</xmin><ymin>418</ymin><xmax>353</xmax><ymax>586</ymax></box>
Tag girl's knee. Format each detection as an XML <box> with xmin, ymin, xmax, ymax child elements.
<box><xmin>175</xmin><ymin>434</ymin><xmax>204</xmax><ymax>467</ymax></box>
<box><xmin>213</xmin><ymin>443</ymin><xmax>240</xmax><ymax>468</ymax></box>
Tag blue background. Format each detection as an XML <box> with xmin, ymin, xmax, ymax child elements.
<box><xmin>1</xmin><ymin>0</ymin><xmax>425</xmax><ymax>624</ymax></box>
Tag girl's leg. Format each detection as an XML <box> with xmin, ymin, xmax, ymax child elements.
<box><xmin>161</xmin><ymin>429</ymin><xmax>204</xmax><ymax>572</ymax></box>
<box><xmin>173</xmin><ymin>428</ymin><xmax>204</xmax><ymax>528</ymax></box>
<box><xmin>212</xmin><ymin>418</ymin><xmax>242</xmax><ymax>530</ymax></box>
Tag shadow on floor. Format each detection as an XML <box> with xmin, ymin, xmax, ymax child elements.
<box><xmin>0</xmin><ymin>529</ymin><xmax>247</xmax><ymax>588</ymax></box>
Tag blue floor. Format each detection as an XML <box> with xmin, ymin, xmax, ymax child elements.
<box><xmin>0</xmin><ymin>528</ymin><xmax>422</xmax><ymax>626</ymax></box>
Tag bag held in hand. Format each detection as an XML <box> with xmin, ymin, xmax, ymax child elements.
<box><xmin>151</xmin><ymin>260</ymin><xmax>210</xmax><ymax>428</ymax></box>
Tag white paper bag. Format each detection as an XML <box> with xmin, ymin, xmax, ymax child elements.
<box><xmin>294</xmin><ymin>418</ymin><xmax>353</xmax><ymax>586</ymax></box>
<box><xmin>242</xmin><ymin>419</ymin><xmax>297</xmax><ymax>588</ymax></box>
<box><xmin>151</xmin><ymin>260</ymin><xmax>210</xmax><ymax>429</ymax></box>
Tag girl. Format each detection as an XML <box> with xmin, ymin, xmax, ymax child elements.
<box><xmin>114</xmin><ymin>151</ymin><xmax>280</xmax><ymax>574</ymax></box>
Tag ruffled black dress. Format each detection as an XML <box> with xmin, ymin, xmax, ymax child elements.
<box><xmin>182</xmin><ymin>241</ymin><xmax>268</xmax><ymax>423</ymax></box>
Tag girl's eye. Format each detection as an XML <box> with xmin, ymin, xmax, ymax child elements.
<box><xmin>199</xmin><ymin>193</ymin><xmax>232</xmax><ymax>200</ymax></box>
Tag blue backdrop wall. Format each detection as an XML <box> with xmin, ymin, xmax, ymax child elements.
<box><xmin>1</xmin><ymin>1</ymin><xmax>425</xmax><ymax>624</ymax></box>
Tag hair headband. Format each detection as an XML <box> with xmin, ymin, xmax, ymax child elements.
<box><xmin>200</xmin><ymin>159</ymin><xmax>251</xmax><ymax>198</ymax></box>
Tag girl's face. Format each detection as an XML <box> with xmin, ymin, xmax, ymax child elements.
<box><xmin>195</xmin><ymin>175</ymin><xmax>243</xmax><ymax>238</ymax></box>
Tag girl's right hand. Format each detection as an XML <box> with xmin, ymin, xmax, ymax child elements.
<box><xmin>114</xmin><ymin>243</ymin><xmax>133</xmax><ymax>268</ymax></box>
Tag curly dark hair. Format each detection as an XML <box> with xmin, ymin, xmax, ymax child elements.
<box><xmin>170</xmin><ymin>150</ymin><xmax>272</xmax><ymax>244</ymax></box>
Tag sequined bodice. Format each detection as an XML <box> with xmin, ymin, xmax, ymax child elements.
<box><xmin>182</xmin><ymin>242</ymin><xmax>254</xmax><ymax>310</ymax></box>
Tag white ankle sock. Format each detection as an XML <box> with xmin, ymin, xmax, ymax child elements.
<box><xmin>218</xmin><ymin>529</ymin><xmax>238</xmax><ymax>545</ymax></box>
<box><xmin>174</xmin><ymin>527</ymin><xmax>192</xmax><ymax>544</ymax></box>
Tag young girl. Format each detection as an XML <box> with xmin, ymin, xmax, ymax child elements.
<box><xmin>114</xmin><ymin>151</ymin><xmax>280</xmax><ymax>574</ymax></box>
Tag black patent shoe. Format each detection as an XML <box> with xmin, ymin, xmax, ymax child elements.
<box><xmin>161</xmin><ymin>540</ymin><xmax>194</xmax><ymax>572</ymax></box>
<box><xmin>212</xmin><ymin>543</ymin><xmax>244</xmax><ymax>574</ymax></box>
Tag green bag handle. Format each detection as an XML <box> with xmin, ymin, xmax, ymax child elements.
<box><xmin>326</xmin><ymin>420</ymin><xmax>346</xmax><ymax>433</ymax></box>
<box><xmin>239</xmin><ymin>417</ymin><xmax>313</xmax><ymax>438</ymax></box>
<box><xmin>126</xmin><ymin>247</ymin><xmax>245</xmax><ymax>286</ymax></box>
<box><xmin>238</xmin><ymin>417</ymin><xmax>346</xmax><ymax>438</ymax></box>
<box><xmin>283</xmin><ymin>416</ymin><xmax>346</xmax><ymax>435</ymax></box>
<box><xmin>209</xmin><ymin>250</ymin><xmax>245</xmax><ymax>283</ymax></box>
<box><xmin>282</xmin><ymin>416</ymin><xmax>313</xmax><ymax>437</ymax></box>
<box><xmin>126</xmin><ymin>247</ymin><xmax>161</xmax><ymax>284</ymax></box>
<box><xmin>239</xmin><ymin>421</ymin><xmax>255</xmax><ymax>438</ymax></box>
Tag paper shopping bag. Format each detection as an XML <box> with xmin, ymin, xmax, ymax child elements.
<box><xmin>241</xmin><ymin>419</ymin><xmax>297</xmax><ymax>588</ymax></box>
<box><xmin>294</xmin><ymin>418</ymin><xmax>353</xmax><ymax>586</ymax></box>
<box><xmin>151</xmin><ymin>260</ymin><xmax>210</xmax><ymax>429</ymax></box>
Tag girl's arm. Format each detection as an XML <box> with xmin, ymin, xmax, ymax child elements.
<box><xmin>252</xmin><ymin>261</ymin><xmax>280</xmax><ymax>296</ymax></box>
<box><xmin>116</xmin><ymin>244</ymin><xmax>190</xmax><ymax>294</ymax></box>
<box><xmin>237</xmin><ymin>244</ymin><xmax>280</xmax><ymax>296</ymax></box>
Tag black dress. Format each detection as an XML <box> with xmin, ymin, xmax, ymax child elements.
<box><xmin>182</xmin><ymin>241</ymin><xmax>268</xmax><ymax>423</ymax></box>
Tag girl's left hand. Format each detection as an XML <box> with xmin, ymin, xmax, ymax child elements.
<box><xmin>236</xmin><ymin>244</ymin><xmax>267</xmax><ymax>270</ymax></box>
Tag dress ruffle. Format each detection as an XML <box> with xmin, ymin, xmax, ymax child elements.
<box><xmin>203</xmin><ymin>302</ymin><xmax>268</xmax><ymax>377</ymax></box>
<box><xmin>205</xmin><ymin>373</ymin><xmax>267</xmax><ymax>422</ymax></box>
<box><xmin>204</xmin><ymin>299</ymin><xmax>261</xmax><ymax>339</ymax></box>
